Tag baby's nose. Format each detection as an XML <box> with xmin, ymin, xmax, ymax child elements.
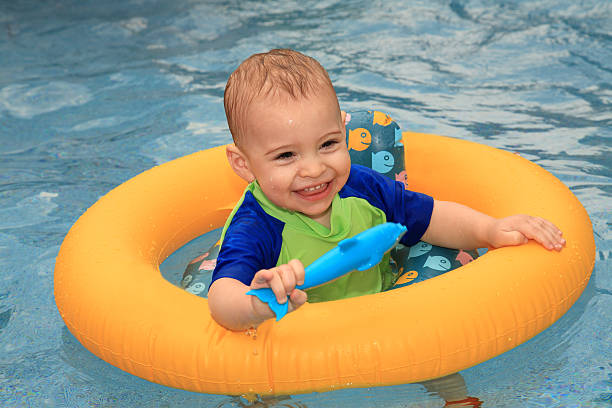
<box><xmin>298</xmin><ymin>156</ymin><xmax>325</xmax><ymax>178</ymax></box>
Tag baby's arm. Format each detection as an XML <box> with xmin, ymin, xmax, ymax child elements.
<box><xmin>208</xmin><ymin>259</ymin><xmax>308</xmax><ymax>331</ymax></box>
<box><xmin>422</xmin><ymin>200</ymin><xmax>566</xmax><ymax>251</ymax></box>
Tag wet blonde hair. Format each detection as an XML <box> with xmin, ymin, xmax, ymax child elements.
<box><xmin>224</xmin><ymin>48</ymin><xmax>338</xmax><ymax>146</ymax></box>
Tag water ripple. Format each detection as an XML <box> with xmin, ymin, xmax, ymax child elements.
<box><xmin>0</xmin><ymin>82</ymin><xmax>91</xmax><ymax>119</ymax></box>
<box><xmin>0</xmin><ymin>0</ymin><xmax>610</xmax><ymax>407</ymax></box>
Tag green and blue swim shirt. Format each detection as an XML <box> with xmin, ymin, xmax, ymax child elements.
<box><xmin>210</xmin><ymin>164</ymin><xmax>434</xmax><ymax>302</ymax></box>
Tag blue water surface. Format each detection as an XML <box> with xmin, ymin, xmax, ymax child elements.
<box><xmin>1</xmin><ymin>0</ymin><xmax>611</xmax><ymax>407</ymax></box>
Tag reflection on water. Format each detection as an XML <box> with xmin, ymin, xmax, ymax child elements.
<box><xmin>214</xmin><ymin>394</ymin><xmax>305</xmax><ymax>408</ymax></box>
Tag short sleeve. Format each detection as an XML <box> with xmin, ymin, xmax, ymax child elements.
<box><xmin>210</xmin><ymin>191</ymin><xmax>284</xmax><ymax>288</ymax></box>
<box><xmin>339</xmin><ymin>164</ymin><xmax>434</xmax><ymax>246</ymax></box>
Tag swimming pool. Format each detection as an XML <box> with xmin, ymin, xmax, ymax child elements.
<box><xmin>1</xmin><ymin>0</ymin><xmax>610</xmax><ymax>406</ymax></box>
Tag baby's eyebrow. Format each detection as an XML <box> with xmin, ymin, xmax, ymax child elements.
<box><xmin>319</xmin><ymin>129</ymin><xmax>343</xmax><ymax>139</ymax></box>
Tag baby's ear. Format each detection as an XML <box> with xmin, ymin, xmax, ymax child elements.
<box><xmin>226</xmin><ymin>144</ymin><xmax>255</xmax><ymax>183</ymax></box>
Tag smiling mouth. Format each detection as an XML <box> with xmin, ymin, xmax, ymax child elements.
<box><xmin>296</xmin><ymin>182</ymin><xmax>331</xmax><ymax>200</ymax></box>
<box><xmin>302</xmin><ymin>183</ymin><xmax>327</xmax><ymax>193</ymax></box>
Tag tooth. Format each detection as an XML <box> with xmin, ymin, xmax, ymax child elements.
<box><xmin>303</xmin><ymin>183</ymin><xmax>325</xmax><ymax>192</ymax></box>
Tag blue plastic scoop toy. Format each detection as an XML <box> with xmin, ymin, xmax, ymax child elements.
<box><xmin>246</xmin><ymin>222</ymin><xmax>407</xmax><ymax>320</ymax></box>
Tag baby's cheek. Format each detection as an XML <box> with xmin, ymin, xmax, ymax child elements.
<box><xmin>268</xmin><ymin>177</ymin><xmax>284</xmax><ymax>191</ymax></box>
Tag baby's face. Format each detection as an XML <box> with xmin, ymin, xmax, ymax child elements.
<box><xmin>240</xmin><ymin>89</ymin><xmax>350</xmax><ymax>226</ymax></box>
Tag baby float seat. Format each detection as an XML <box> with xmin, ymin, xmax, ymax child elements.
<box><xmin>181</xmin><ymin>111</ymin><xmax>479</xmax><ymax>295</ymax></box>
<box><xmin>344</xmin><ymin>111</ymin><xmax>479</xmax><ymax>289</ymax></box>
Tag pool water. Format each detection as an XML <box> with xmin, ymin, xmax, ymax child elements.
<box><xmin>1</xmin><ymin>0</ymin><xmax>610</xmax><ymax>407</ymax></box>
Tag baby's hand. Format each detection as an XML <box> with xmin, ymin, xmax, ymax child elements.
<box><xmin>249</xmin><ymin>259</ymin><xmax>307</xmax><ymax>317</ymax></box>
<box><xmin>487</xmin><ymin>215</ymin><xmax>566</xmax><ymax>251</ymax></box>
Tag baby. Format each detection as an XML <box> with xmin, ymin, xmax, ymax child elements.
<box><xmin>207</xmin><ymin>48</ymin><xmax>565</xmax><ymax>332</ymax></box>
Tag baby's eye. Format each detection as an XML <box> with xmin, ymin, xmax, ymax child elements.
<box><xmin>321</xmin><ymin>140</ymin><xmax>338</xmax><ymax>149</ymax></box>
<box><xmin>275</xmin><ymin>151</ymin><xmax>294</xmax><ymax>160</ymax></box>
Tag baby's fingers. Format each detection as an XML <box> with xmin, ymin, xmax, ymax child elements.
<box><xmin>521</xmin><ymin>217</ymin><xmax>565</xmax><ymax>251</ymax></box>
<box><xmin>264</xmin><ymin>266</ymin><xmax>297</xmax><ymax>304</ymax></box>
<box><xmin>287</xmin><ymin>259</ymin><xmax>305</xmax><ymax>286</ymax></box>
<box><xmin>288</xmin><ymin>289</ymin><xmax>307</xmax><ymax>311</ymax></box>
<box><xmin>276</xmin><ymin>263</ymin><xmax>298</xmax><ymax>299</ymax></box>
<box><xmin>252</xmin><ymin>269</ymin><xmax>289</xmax><ymax>304</ymax></box>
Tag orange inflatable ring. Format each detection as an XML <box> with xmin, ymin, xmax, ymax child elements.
<box><xmin>54</xmin><ymin>133</ymin><xmax>595</xmax><ymax>396</ymax></box>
